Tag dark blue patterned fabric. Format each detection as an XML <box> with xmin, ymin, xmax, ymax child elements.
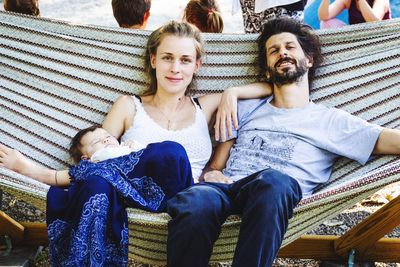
<box><xmin>47</xmin><ymin>141</ymin><xmax>193</xmax><ymax>266</ymax></box>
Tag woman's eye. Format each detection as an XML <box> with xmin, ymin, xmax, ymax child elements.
<box><xmin>181</xmin><ymin>58</ymin><xmax>192</xmax><ymax>64</ymax></box>
<box><xmin>162</xmin><ymin>56</ymin><xmax>173</xmax><ymax>61</ymax></box>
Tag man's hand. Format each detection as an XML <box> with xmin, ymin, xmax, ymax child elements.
<box><xmin>203</xmin><ymin>170</ymin><xmax>233</xmax><ymax>184</ymax></box>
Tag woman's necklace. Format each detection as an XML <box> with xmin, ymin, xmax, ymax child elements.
<box><xmin>152</xmin><ymin>96</ymin><xmax>186</xmax><ymax>130</ymax></box>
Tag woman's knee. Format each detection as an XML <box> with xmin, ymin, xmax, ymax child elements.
<box><xmin>147</xmin><ymin>141</ymin><xmax>189</xmax><ymax>162</ymax></box>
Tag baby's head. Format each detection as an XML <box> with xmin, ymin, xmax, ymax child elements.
<box><xmin>69</xmin><ymin>125</ymin><xmax>119</xmax><ymax>163</ymax></box>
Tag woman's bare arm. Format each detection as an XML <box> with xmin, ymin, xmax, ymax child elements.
<box><xmin>102</xmin><ymin>95</ymin><xmax>136</xmax><ymax>139</ymax></box>
<box><xmin>0</xmin><ymin>144</ymin><xmax>70</xmax><ymax>186</ymax></box>
<box><xmin>198</xmin><ymin>82</ymin><xmax>272</xmax><ymax>141</ymax></box>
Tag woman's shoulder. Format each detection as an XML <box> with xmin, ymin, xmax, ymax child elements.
<box><xmin>109</xmin><ymin>95</ymin><xmax>137</xmax><ymax>116</ymax></box>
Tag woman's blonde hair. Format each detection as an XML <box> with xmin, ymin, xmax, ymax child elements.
<box><xmin>144</xmin><ymin>21</ymin><xmax>204</xmax><ymax>95</ymax></box>
<box><xmin>183</xmin><ymin>0</ymin><xmax>224</xmax><ymax>33</ymax></box>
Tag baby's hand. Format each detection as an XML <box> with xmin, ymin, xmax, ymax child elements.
<box><xmin>121</xmin><ymin>140</ymin><xmax>146</xmax><ymax>151</ymax></box>
<box><xmin>122</xmin><ymin>140</ymin><xmax>136</xmax><ymax>149</ymax></box>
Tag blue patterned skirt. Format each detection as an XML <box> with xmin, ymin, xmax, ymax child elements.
<box><xmin>46</xmin><ymin>141</ymin><xmax>193</xmax><ymax>266</ymax></box>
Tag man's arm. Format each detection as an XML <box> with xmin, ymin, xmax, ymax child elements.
<box><xmin>373</xmin><ymin>128</ymin><xmax>400</xmax><ymax>154</ymax></box>
<box><xmin>200</xmin><ymin>140</ymin><xmax>235</xmax><ymax>183</ymax></box>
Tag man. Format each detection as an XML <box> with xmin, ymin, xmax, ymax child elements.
<box><xmin>112</xmin><ymin>0</ymin><xmax>151</xmax><ymax>29</ymax></box>
<box><xmin>166</xmin><ymin>18</ymin><xmax>400</xmax><ymax>267</ymax></box>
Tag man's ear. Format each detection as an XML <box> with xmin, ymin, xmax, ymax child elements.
<box><xmin>306</xmin><ymin>55</ymin><xmax>313</xmax><ymax>68</ymax></box>
<box><xmin>265</xmin><ymin>70</ymin><xmax>270</xmax><ymax>81</ymax></box>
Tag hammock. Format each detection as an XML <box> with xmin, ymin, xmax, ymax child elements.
<box><xmin>0</xmin><ymin>10</ymin><xmax>399</xmax><ymax>265</ymax></box>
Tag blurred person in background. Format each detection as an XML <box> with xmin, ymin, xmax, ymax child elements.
<box><xmin>4</xmin><ymin>0</ymin><xmax>40</xmax><ymax>16</ymax></box>
<box><xmin>112</xmin><ymin>0</ymin><xmax>151</xmax><ymax>29</ymax></box>
<box><xmin>318</xmin><ymin>0</ymin><xmax>391</xmax><ymax>28</ymax></box>
<box><xmin>183</xmin><ymin>0</ymin><xmax>224</xmax><ymax>33</ymax></box>
<box><xmin>234</xmin><ymin>0</ymin><xmax>307</xmax><ymax>33</ymax></box>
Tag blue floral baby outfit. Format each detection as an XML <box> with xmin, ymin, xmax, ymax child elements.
<box><xmin>46</xmin><ymin>141</ymin><xmax>193</xmax><ymax>266</ymax></box>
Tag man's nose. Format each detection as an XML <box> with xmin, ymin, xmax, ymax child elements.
<box><xmin>279</xmin><ymin>49</ymin><xmax>288</xmax><ymax>58</ymax></box>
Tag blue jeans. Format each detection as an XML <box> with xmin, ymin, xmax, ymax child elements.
<box><xmin>167</xmin><ymin>168</ymin><xmax>302</xmax><ymax>267</ymax></box>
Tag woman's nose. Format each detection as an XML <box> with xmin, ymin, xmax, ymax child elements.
<box><xmin>171</xmin><ymin>60</ymin><xmax>180</xmax><ymax>73</ymax></box>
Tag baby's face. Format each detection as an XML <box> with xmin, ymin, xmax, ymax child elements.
<box><xmin>79</xmin><ymin>128</ymin><xmax>119</xmax><ymax>160</ymax></box>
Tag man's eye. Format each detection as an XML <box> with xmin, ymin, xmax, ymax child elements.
<box><xmin>182</xmin><ymin>58</ymin><xmax>192</xmax><ymax>64</ymax></box>
<box><xmin>162</xmin><ymin>56</ymin><xmax>173</xmax><ymax>61</ymax></box>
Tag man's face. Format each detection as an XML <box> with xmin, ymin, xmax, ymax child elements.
<box><xmin>265</xmin><ymin>32</ymin><xmax>313</xmax><ymax>87</ymax></box>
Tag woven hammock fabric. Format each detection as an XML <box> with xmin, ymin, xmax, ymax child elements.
<box><xmin>0</xmin><ymin>11</ymin><xmax>400</xmax><ymax>265</ymax></box>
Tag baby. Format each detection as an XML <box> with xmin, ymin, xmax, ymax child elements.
<box><xmin>68</xmin><ymin>125</ymin><xmax>146</xmax><ymax>163</ymax></box>
<box><xmin>66</xmin><ymin>125</ymin><xmax>193</xmax><ymax>212</ymax></box>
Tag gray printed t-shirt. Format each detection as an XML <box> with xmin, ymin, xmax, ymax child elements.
<box><xmin>223</xmin><ymin>97</ymin><xmax>383</xmax><ymax>197</ymax></box>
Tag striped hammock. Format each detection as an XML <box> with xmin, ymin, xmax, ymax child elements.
<box><xmin>0</xmin><ymin>11</ymin><xmax>400</xmax><ymax>265</ymax></box>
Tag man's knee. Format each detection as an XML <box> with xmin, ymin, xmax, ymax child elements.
<box><xmin>168</xmin><ymin>185</ymin><xmax>225</xmax><ymax>219</ymax></box>
<box><xmin>245</xmin><ymin>169</ymin><xmax>302</xmax><ymax>216</ymax></box>
<box><xmin>256</xmin><ymin>169</ymin><xmax>301</xmax><ymax>197</ymax></box>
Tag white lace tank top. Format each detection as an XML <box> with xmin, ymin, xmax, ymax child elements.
<box><xmin>121</xmin><ymin>96</ymin><xmax>212</xmax><ymax>182</ymax></box>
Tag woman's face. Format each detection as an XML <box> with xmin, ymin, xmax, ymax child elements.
<box><xmin>150</xmin><ymin>35</ymin><xmax>201</xmax><ymax>96</ymax></box>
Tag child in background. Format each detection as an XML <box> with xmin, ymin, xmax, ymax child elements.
<box><xmin>4</xmin><ymin>0</ymin><xmax>40</xmax><ymax>16</ymax></box>
<box><xmin>183</xmin><ymin>0</ymin><xmax>224</xmax><ymax>33</ymax></box>
<box><xmin>318</xmin><ymin>0</ymin><xmax>391</xmax><ymax>28</ymax></box>
<box><xmin>112</xmin><ymin>0</ymin><xmax>151</xmax><ymax>29</ymax></box>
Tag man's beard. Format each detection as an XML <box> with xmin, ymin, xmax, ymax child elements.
<box><xmin>267</xmin><ymin>57</ymin><xmax>309</xmax><ymax>87</ymax></box>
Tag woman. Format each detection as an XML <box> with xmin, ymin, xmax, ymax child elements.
<box><xmin>318</xmin><ymin>0</ymin><xmax>391</xmax><ymax>28</ymax></box>
<box><xmin>0</xmin><ymin>21</ymin><xmax>271</xmax><ymax>265</ymax></box>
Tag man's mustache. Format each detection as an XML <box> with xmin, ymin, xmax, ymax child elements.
<box><xmin>275</xmin><ymin>57</ymin><xmax>296</xmax><ymax>68</ymax></box>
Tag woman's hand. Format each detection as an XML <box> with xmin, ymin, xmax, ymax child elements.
<box><xmin>214</xmin><ymin>87</ymin><xmax>239</xmax><ymax>142</ymax></box>
<box><xmin>0</xmin><ymin>143</ymin><xmax>70</xmax><ymax>186</ymax></box>
<box><xmin>0</xmin><ymin>144</ymin><xmax>29</xmax><ymax>173</ymax></box>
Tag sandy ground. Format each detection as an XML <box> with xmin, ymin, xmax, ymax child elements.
<box><xmin>2</xmin><ymin>182</ymin><xmax>400</xmax><ymax>266</ymax></box>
